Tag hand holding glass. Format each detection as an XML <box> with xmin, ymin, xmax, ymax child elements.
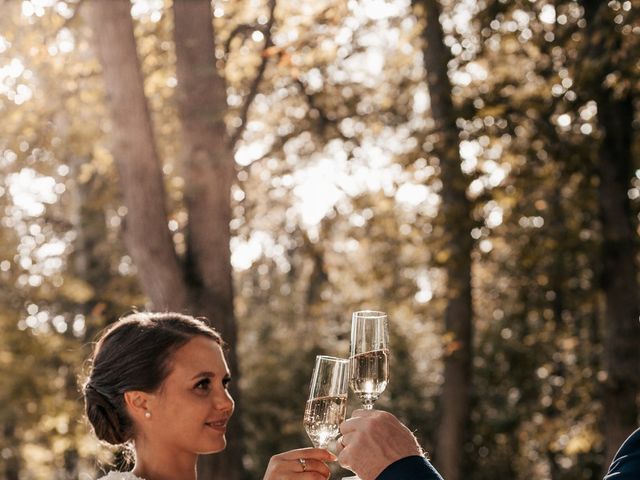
<box><xmin>342</xmin><ymin>311</ymin><xmax>390</xmax><ymax>480</ymax></box>
<box><xmin>304</xmin><ymin>355</ymin><xmax>349</xmax><ymax>449</ymax></box>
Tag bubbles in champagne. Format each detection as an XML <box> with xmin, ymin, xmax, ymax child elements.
<box><xmin>304</xmin><ymin>395</ymin><xmax>348</xmax><ymax>448</ymax></box>
<box><xmin>349</xmin><ymin>349</ymin><xmax>389</xmax><ymax>407</ymax></box>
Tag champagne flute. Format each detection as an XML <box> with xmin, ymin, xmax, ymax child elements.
<box><xmin>342</xmin><ymin>310</ymin><xmax>389</xmax><ymax>480</ymax></box>
<box><xmin>349</xmin><ymin>310</ymin><xmax>389</xmax><ymax>410</ymax></box>
<box><xmin>304</xmin><ymin>355</ymin><xmax>349</xmax><ymax>449</ymax></box>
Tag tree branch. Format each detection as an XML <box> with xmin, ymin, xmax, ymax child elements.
<box><xmin>224</xmin><ymin>24</ymin><xmax>267</xmax><ymax>56</ymax></box>
<box><xmin>229</xmin><ymin>0</ymin><xmax>277</xmax><ymax>148</ymax></box>
<box><xmin>293</xmin><ymin>78</ymin><xmax>357</xmax><ymax>144</ymax></box>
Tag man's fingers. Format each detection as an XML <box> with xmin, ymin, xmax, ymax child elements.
<box><xmin>341</xmin><ymin>409</ymin><xmax>398</xmax><ymax>434</ymax></box>
<box><xmin>340</xmin><ymin>414</ymin><xmax>371</xmax><ymax>434</ymax></box>
<box><xmin>337</xmin><ymin>443</ymin><xmax>355</xmax><ymax>472</ymax></box>
<box><xmin>350</xmin><ymin>408</ymin><xmax>378</xmax><ymax>418</ymax></box>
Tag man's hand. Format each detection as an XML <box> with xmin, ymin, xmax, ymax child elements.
<box><xmin>337</xmin><ymin>410</ymin><xmax>423</xmax><ymax>480</ymax></box>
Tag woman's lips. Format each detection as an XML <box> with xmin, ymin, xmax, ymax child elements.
<box><xmin>205</xmin><ymin>419</ymin><xmax>228</xmax><ymax>431</ymax></box>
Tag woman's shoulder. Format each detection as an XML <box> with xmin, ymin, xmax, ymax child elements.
<box><xmin>97</xmin><ymin>472</ymin><xmax>145</xmax><ymax>480</ymax></box>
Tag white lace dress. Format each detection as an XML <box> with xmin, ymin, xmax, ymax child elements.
<box><xmin>97</xmin><ymin>472</ymin><xmax>145</xmax><ymax>480</ymax></box>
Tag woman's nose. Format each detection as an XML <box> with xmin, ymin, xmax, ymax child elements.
<box><xmin>215</xmin><ymin>388</ymin><xmax>234</xmax><ymax>413</ymax></box>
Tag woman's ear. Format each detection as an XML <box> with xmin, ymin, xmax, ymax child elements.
<box><xmin>123</xmin><ymin>391</ymin><xmax>151</xmax><ymax>421</ymax></box>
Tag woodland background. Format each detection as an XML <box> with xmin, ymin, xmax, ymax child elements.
<box><xmin>0</xmin><ymin>0</ymin><xmax>638</xmax><ymax>479</ymax></box>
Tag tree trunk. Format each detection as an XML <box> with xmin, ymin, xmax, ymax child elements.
<box><xmin>598</xmin><ymin>93</ymin><xmax>640</xmax><ymax>465</ymax></box>
<box><xmin>578</xmin><ymin>0</ymin><xmax>640</xmax><ymax>465</ymax></box>
<box><xmin>172</xmin><ymin>1</ymin><xmax>244</xmax><ymax>478</ymax></box>
<box><xmin>86</xmin><ymin>0</ymin><xmax>188</xmax><ymax>312</ymax></box>
<box><xmin>416</xmin><ymin>1</ymin><xmax>473</xmax><ymax>479</ymax></box>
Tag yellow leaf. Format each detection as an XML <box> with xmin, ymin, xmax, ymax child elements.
<box><xmin>435</xmin><ymin>250</ymin><xmax>450</xmax><ymax>263</ymax></box>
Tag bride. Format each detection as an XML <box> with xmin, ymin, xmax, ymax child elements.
<box><xmin>83</xmin><ymin>312</ymin><xmax>334</xmax><ymax>480</ymax></box>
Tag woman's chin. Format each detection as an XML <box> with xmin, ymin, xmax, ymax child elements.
<box><xmin>198</xmin><ymin>439</ymin><xmax>227</xmax><ymax>455</ymax></box>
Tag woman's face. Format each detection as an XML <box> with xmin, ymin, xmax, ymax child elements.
<box><xmin>143</xmin><ymin>335</ymin><xmax>234</xmax><ymax>455</ymax></box>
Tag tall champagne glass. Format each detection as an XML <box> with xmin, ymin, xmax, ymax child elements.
<box><xmin>349</xmin><ymin>310</ymin><xmax>389</xmax><ymax>410</ymax></box>
<box><xmin>304</xmin><ymin>355</ymin><xmax>349</xmax><ymax>449</ymax></box>
<box><xmin>342</xmin><ymin>310</ymin><xmax>390</xmax><ymax>480</ymax></box>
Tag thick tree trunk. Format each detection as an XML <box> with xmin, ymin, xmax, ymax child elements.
<box><xmin>172</xmin><ymin>0</ymin><xmax>235</xmax><ymax>344</ymax></box>
<box><xmin>86</xmin><ymin>0</ymin><xmax>188</xmax><ymax>312</ymax></box>
<box><xmin>173</xmin><ymin>1</ymin><xmax>244</xmax><ymax>478</ymax></box>
<box><xmin>417</xmin><ymin>1</ymin><xmax>473</xmax><ymax>479</ymax></box>
<box><xmin>578</xmin><ymin>0</ymin><xmax>640</xmax><ymax>465</ymax></box>
<box><xmin>598</xmin><ymin>93</ymin><xmax>640</xmax><ymax>465</ymax></box>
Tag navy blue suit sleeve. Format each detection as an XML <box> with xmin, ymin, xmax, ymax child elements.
<box><xmin>376</xmin><ymin>456</ymin><xmax>444</xmax><ymax>480</ymax></box>
<box><xmin>605</xmin><ymin>428</ymin><xmax>640</xmax><ymax>479</ymax></box>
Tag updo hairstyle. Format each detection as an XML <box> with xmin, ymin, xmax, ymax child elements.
<box><xmin>82</xmin><ymin>312</ymin><xmax>221</xmax><ymax>445</ymax></box>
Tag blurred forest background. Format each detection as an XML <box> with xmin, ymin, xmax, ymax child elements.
<box><xmin>0</xmin><ymin>0</ymin><xmax>638</xmax><ymax>479</ymax></box>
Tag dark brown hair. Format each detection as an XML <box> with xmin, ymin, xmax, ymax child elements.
<box><xmin>82</xmin><ymin>312</ymin><xmax>222</xmax><ymax>445</ymax></box>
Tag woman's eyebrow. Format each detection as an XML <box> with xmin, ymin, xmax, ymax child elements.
<box><xmin>191</xmin><ymin>371</ymin><xmax>214</xmax><ymax>380</ymax></box>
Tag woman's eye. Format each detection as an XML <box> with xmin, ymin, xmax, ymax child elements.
<box><xmin>222</xmin><ymin>377</ymin><xmax>231</xmax><ymax>390</ymax></box>
<box><xmin>195</xmin><ymin>378</ymin><xmax>211</xmax><ymax>391</ymax></box>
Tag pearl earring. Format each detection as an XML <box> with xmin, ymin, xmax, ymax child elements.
<box><xmin>144</xmin><ymin>411</ymin><xmax>151</xmax><ymax>419</ymax></box>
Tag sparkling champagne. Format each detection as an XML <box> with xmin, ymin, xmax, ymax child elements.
<box><xmin>303</xmin><ymin>395</ymin><xmax>348</xmax><ymax>448</ymax></box>
<box><xmin>349</xmin><ymin>349</ymin><xmax>389</xmax><ymax>407</ymax></box>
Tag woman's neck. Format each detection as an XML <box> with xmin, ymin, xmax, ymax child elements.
<box><xmin>132</xmin><ymin>439</ymin><xmax>197</xmax><ymax>480</ymax></box>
